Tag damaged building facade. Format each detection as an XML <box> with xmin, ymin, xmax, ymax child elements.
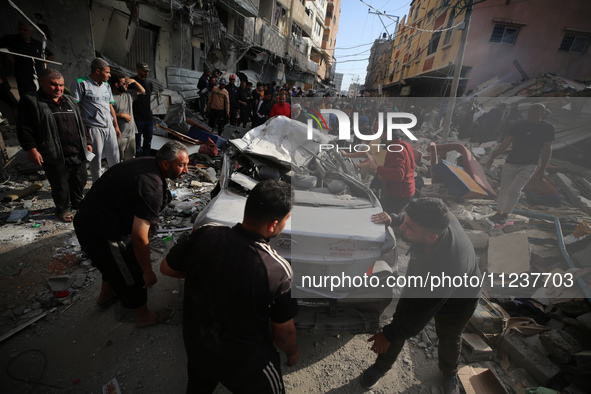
<box><xmin>0</xmin><ymin>0</ymin><xmax>341</xmax><ymax>106</ymax></box>
<box><xmin>364</xmin><ymin>0</ymin><xmax>591</xmax><ymax>97</ymax></box>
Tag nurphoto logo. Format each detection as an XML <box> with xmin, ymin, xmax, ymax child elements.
<box><xmin>306</xmin><ymin>109</ymin><xmax>419</xmax><ymax>153</ymax></box>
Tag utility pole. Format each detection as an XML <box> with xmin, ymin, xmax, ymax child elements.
<box><xmin>442</xmin><ymin>0</ymin><xmax>473</xmax><ymax>142</ymax></box>
<box><xmin>368</xmin><ymin>11</ymin><xmax>399</xmax><ymax>39</ymax></box>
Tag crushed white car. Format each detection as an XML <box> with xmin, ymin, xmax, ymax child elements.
<box><xmin>194</xmin><ymin>116</ymin><xmax>397</xmax><ymax>333</ymax></box>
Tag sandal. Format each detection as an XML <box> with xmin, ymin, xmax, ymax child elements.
<box><xmin>136</xmin><ymin>307</ymin><xmax>175</xmax><ymax>328</ymax></box>
<box><xmin>58</xmin><ymin>211</ymin><xmax>74</xmax><ymax>222</ymax></box>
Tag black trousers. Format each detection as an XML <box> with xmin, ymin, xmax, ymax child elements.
<box><xmin>43</xmin><ymin>156</ymin><xmax>87</xmax><ymax>214</ymax></box>
<box><xmin>74</xmin><ymin>215</ymin><xmax>148</xmax><ymax>309</ymax></box>
<box><xmin>375</xmin><ymin>298</ymin><xmax>477</xmax><ymax>376</ymax></box>
<box><xmin>186</xmin><ymin>347</ymin><xmax>284</xmax><ymax>394</ymax></box>
<box><xmin>208</xmin><ymin>109</ymin><xmax>227</xmax><ymax>135</ymax></box>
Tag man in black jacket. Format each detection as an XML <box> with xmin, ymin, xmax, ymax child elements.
<box><xmin>17</xmin><ymin>68</ymin><xmax>91</xmax><ymax>222</ymax></box>
<box><xmin>362</xmin><ymin>198</ymin><xmax>480</xmax><ymax>394</ymax></box>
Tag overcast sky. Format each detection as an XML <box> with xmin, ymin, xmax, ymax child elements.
<box><xmin>335</xmin><ymin>0</ymin><xmax>412</xmax><ymax>93</ymax></box>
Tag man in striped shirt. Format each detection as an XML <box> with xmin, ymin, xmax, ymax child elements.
<box><xmin>161</xmin><ymin>180</ymin><xmax>299</xmax><ymax>393</ymax></box>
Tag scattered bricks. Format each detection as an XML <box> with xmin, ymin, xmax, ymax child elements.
<box><xmin>465</xmin><ymin>230</ymin><xmax>489</xmax><ymax>249</ymax></box>
<box><xmin>499</xmin><ymin>331</ymin><xmax>560</xmax><ymax>385</ymax></box>
<box><xmin>539</xmin><ymin>329</ymin><xmax>583</xmax><ymax>365</ymax></box>
<box><xmin>488</xmin><ymin>231</ymin><xmax>530</xmax><ymax>277</ymax></box>
<box><xmin>461</xmin><ymin>333</ymin><xmax>493</xmax><ymax>362</ymax></box>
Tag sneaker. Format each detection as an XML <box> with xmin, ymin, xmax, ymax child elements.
<box><xmin>443</xmin><ymin>373</ymin><xmax>461</xmax><ymax>394</ymax></box>
<box><xmin>489</xmin><ymin>213</ymin><xmax>507</xmax><ymax>225</ymax></box>
<box><xmin>360</xmin><ymin>364</ymin><xmax>385</xmax><ymax>390</ymax></box>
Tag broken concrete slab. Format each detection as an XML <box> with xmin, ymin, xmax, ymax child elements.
<box><xmin>546</xmin><ymin>318</ymin><xmax>565</xmax><ymax>331</ymax></box>
<box><xmin>72</xmin><ymin>274</ymin><xmax>86</xmax><ymax>289</ymax></box>
<box><xmin>530</xmin><ymin>245</ymin><xmax>562</xmax><ymax>267</ymax></box>
<box><xmin>47</xmin><ymin>275</ymin><xmax>74</xmax><ymax>292</ymax></box>
<box><xmin>488</xmin><ymin>231</ymin><xmax>530</xmax><ymax>277</ymax></box>
<box><xmin>539</xmin><ymin>329</ymin><xmax>583</xmax><ymax>365</ymax></box>
<box><xmin>461</xmin><ymin>333</ymin><xmax>493</xmax><ymax>362</ymax></box>
<box><xmin>466</xmin><ymin>230</ymin><xmax>489</xmax><ymax>249</ymax></box>
<box><xmin>499</xmin><ymin>331</ymin><xmax>560</xmax><ymax>385</ymax></box>
<box><xmin>575</xmin><ymin>312</ymin><xmax>591</xmax><ymax>331</ymax></box>
<box><xmin>554</xmin><ymin>173</ymin><xmax>591</xmax><ymax>216</ymax></box>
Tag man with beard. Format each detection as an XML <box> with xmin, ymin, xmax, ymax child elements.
<box><xmin>74</xmin><ymin>141</ymin><xmax>188</xmax><ymax>328</ymax></box>
<box><xmin>110</xmin><ymin>72</ymin><xmax>144</xmax><ymax>161</ymax></box>
<box><xmin>362</xmin><ymin>198</ymin><xmax>480</xmax><ymax>394</ymax></box>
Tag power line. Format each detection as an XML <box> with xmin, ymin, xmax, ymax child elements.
<box><xmin>338</xmin><ymin>58</ymin><xmax>370</xmax><ymax>63</ymax></box>
<box><xmin>335</xmin><ymin>42</ymin><xmax>375</xmax><ymax>50</ymax></box>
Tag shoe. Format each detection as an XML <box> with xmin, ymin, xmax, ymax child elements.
<box><xmin>443</xmin><ymin>373</ymin><xmax>460</xmax><ymax>394</ymax></box>
<box><xmin>360</xmin><ymin>364</ymin><xmax>385</xmax><ymax>390</ymax></box>
<box><xmin>489</xmin><ymin>213</ymin><xmax>507</xmax><ymax>225</ymax></box>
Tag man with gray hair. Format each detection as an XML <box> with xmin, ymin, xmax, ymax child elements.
<box><xmin>71</xmin><ymin>57</ymin><xmax>121</xmax><ymax>182</ymax></box>
<box><xmin>17</xmin><ymin>68</ymin><xmax>91</xmax><ymax>222</ymax></box>
<box><xmin>74</xmin><ymin>141</ymin><xmax>189</xmax><ymax>328</ymax></box>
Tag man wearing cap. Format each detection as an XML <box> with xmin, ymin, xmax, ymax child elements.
<box><xmin>207</xmin><ymin>77</ymin><xmax>230</xmax><ymax>135</ymax></box>
<box><xmin>71</xmin><ymin>58</ymin><xmax>121</xmax><ymax>182</ymax></box>
<box><xmin>130</xmin><ymin>62</ymin><xmax>153</xmax><ymax>156</ymax></box>
<box><xmin>226</xmin><ymin>74</ymin><xmax>240</xmax><ymax>126</ymax></box>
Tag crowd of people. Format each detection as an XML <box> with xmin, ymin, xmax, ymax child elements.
<box><xmin>2</xmin><ymin>20</ymin><xmax>557</xmax><ymax>394</ymax></box>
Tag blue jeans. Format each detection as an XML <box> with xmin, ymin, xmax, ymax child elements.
<box><xmin>135</xmin><ymin>119</ymin><xmax>154</xmax><ymax>156</ymax></box>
